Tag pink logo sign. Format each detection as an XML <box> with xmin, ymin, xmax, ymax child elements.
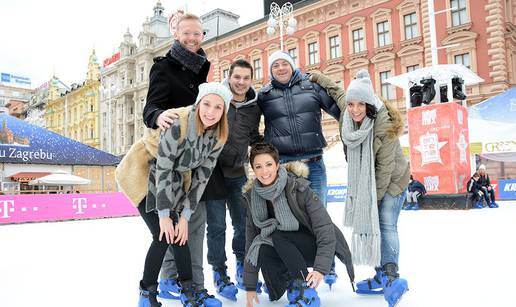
<box><xmin>0</xmin><ymin>192</ymin><xmax>138</xmax><ymax>225</ymax></box>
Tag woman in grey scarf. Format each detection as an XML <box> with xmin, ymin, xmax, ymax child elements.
<box><xmin>242</xmin><ymin>143</ymin><xmax>354</xmax><ymax>307</ymax></box>
<box><xmin>311</xmin><ymin>70</ymin><xmax>410</xmax><ymax>307</ymax></box>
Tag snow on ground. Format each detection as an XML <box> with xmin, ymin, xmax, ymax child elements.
<box><xmin>2</xmin><ymin>201</ymin><xmax>516</xmax><ymax>307</ymax></box>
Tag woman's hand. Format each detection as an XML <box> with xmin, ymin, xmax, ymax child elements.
<box><xmin>159</xmin><ymin>217</ymin><xmax>175</xmax><ymax>244</ymax></box>
<box><xmin>174</xmin><ymin>216</ymin><xmax>189</xmax><ymax>245</ymax></box>
<box><xmin>306</xmin><ymin>270</ymin><xmax>324</xmax><ymax>289</ymax></box>
<box><xmin>246</xmin><ymin>291</ymin><xmax>259</xmax><ymax>307</ymax></box>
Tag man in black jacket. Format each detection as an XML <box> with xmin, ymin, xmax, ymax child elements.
<box><xmin>257</xmin><ymin>50</ymin><xmax>341</xmax><ymax>287</ymax></box>
<box><xmin>141</xmin><ymin>13</ymin><xmax>221</xmax><ymax>305</ymax></box>
<box><xmin>205</xmin><ymin>60</ymin><xmax>263</xmax><ymax>301</ymax></box>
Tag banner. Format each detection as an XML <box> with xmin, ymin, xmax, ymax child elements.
<box><xmin>327</xmin><ymin>184</ymin><xmax>347</xmax><ymax>203</ymax></box>
<box><xmin>0</xmin><ymin>192</ymin><xmax>137</xmax><ymax>225</ymax></box>
<box><xmin>498</xmin><ymin>179</ymin><xmax>516</xmax><ymax>200</ymax></box>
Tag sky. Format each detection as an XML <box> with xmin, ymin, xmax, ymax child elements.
<box><xmin>0</xmin><ymin>0</ymin><xmax>264</xmax><ymax>88</ymax></box>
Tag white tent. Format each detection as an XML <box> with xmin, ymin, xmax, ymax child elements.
<box><xmin>28</xmin><ymin>170</ymin><xmax>91</xmax><ymax>186</ymax></box>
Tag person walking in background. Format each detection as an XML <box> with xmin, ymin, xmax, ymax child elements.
<box><xmin>310</xmin><ymin>70</ymin><xmax>410</xmax><ymax>307</ymax></box>
<box><xmin>405</xmin><ymin>175</ymin><xmax>426</xmax><ymax>210</ymax></box>
<box><xmin>243</xmin><ymin>143</ymin><xmax>354</xmax><ymax>307</ymax></box>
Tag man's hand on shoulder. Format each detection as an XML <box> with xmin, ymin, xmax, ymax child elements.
<box><xmin>157</xmin><ymin>109</ymin><xmax>180</xmax><ymax>131</ymax></box>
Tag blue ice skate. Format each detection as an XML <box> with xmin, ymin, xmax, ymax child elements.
<box><xmin>158</xmin><ymin>278</ymin><xmax>181</xmax><ymax>300</ymax></box>
<box><xmin>195</xmin><ymin>289</ymin><xmax>222</xmax><ymax>307</ymax></box>
<box><xmin>138</xmin><ymin>284</ymin><xmax>162</xmax><ymax>307</ymax></box>
<box><xmin>473</xmin><ymin>201</ymin><xmax>484</xmax><ymax>209</ymax></box>
<box><xmin>383</xmin><ymin>263</ymin><xmax>409</xmax><ymax>307</ymax></box>
<box><xmin>324</xmin><ymin>262</ymin><xmax>338</xmax><ymax>289</ymax></box>
<box><xmin>213</xmin><ymin>269</ymin><xmax>238</xmax><ymax>301</ymax></box>
<box><xmin>356</xmin><ymin>268</ymin><xmax>386</xmax><ymax>294</ymax></box>
<box><xmin>285</xmin><ymin>280</ymin><xmax>320</xmax><ymax>307</ymax></box>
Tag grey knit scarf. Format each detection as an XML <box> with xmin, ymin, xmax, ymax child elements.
<box><xmin>170</xmin><ymin>40</ymin><xmax>207</xmax><ymax>74</ymax></box>
<box><xmin>340</xmin><ymin>111</ymin><xmax>381</xmax><ymax>267</ymax></box>
<box><xmin>246</xmin><ymin>166</ymin><xmax>299</xmax><ymax>266</ymax></box>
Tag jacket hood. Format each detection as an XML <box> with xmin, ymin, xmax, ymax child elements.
<box><xmin>222</xmin><ymin>78</ymin><xmax>258</xmax><ymax>107</ymax></box>
<box><xmin>242</xmin><ymin>160</ymin><xmax>309</xmax><ymax>193</ymax></box>
<box><xmin>375</xmin><ymin>100</ymin><xmax>405</xmax><ymax>139</ymax></box>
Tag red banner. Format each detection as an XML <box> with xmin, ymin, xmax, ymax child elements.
<box><xmin>408</xmin><ymin>103</ymin><xmax>471</xmax><ymax>194</ymax></box>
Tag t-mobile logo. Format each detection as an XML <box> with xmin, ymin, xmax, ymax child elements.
<box><xmin>0</xmin><ymin>200</ymin><xmax>15</xmax><ymax>219</ymax></box>
<box><xmin>72</xmin><ymin>198</ymin><xmax>87</xmax><ymax>215</ymax></box>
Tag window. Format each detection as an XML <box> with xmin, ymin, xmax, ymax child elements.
<box><xmin>406</xmin><ymin>64</ymin><xmax>420</xmax><ymax>72</ymax></box>
<box><xmin>253</xmin><ymin>58</ymin><xmax>262</xmax><ymax>80</ymax></box>
<box><xmin>352</xmin><ymin>28</ymin><xmax>365</xmax><ymax>53</ymax></box>
<box><xmin>288</xmin><ymin>48</ymin><xmax>298</xmax><ymax>64</ymax></box>
<box><xmin>454</xmin><ymin>53</ymin><xmax>471</xmax><ymax>68</ymax></box>
<box><xmin>377</xmin><ymin>21</ymin><xmax>390</xmax><ymax>47</ymax></box>
<box><xmin>380</xmin><ymin>71</ymin><xmax>393</xmax><ymax>99</ymax></box>
<box><xmin>139</xmin><ymin>66</ymin><xmax>145</xmax><ymax>82</ymax></box>
<box><xmin>308</xmin><ymin>42</ymin><xmax>319</xmax><ymax>65</ymax></box>
<box><xmin>222</xmin><ymin>69</ymin><xmax>229</xmax><ymax>80</ymax></box>
<box><xmin>451</xmin><ymin>0</ymin><xmax>467</xmax><ymax>26</ymax></box>
<box><xmin>90</xmin><ymin>128</ymin><xmax>94</xmax><ymax>139</ymax></box>
<box><xmin>329</xmin><ymin>35</ymin><xmax>341</xmax><ymax>59</ymax></box>
<box><xmin>404</xmin><ymin>13</ymin><xmax>418</xmax><ymax>40</ymax></box>
<box><xmin>90</xmin><ymin>104</ymin><xmax>94</xmax><ymax>112</ymax></box>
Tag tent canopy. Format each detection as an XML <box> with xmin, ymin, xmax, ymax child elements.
<box><xmin>28</xmin><ymin>170</ymin><xmax>91</xmax><ymax>186</ymax></box>
<box><xmin>385</xmin><ymin>64</ymin><xmax>484</xmax><ymax>88</ymax></box>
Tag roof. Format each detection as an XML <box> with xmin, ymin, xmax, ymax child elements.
<box><xmin>0</xmin><ymin>114</ymin><xmax>120</xmax><ymax>166</ymax></box>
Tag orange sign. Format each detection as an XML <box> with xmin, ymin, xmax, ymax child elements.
<box><xmin>408</xmin><ymin>103</ymin><xmax>471</xmax><ymax>194</ymax></box>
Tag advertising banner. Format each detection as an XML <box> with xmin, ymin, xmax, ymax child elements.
<box><xmin>326</xmin><ymin>184</ymin><xmax>347</xmax><ymax>203</ymax></box>
<box><xmin>0</xmin><ymin>192</ymin><xmax>137</xmax><ymax>225</ymax></box>
<box><xmin>408</xmin><ymin>103</ymin><xmax>471</xmax><ymax>194</ymax></box>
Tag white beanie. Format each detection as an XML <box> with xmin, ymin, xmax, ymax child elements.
<box><xmin>345</xmin><ymin>69</ymin><xmax>383</xmax><ymax>110</ymax></box>
<box><xmin>195</xmin><ymin>82</ymin><xmax>233</xmax><ymax>112</ymax></box>
<box><xmin>268</xmin><ymin>50</ymin><xmax>297</xmax><ymax>78</ymax></box>
<box><xmin>478</xmin><ymin>164</ymin><xmax>486</xmax><ymax>171</ymax></box>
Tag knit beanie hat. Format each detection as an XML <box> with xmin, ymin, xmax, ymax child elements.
<box><xmin>195</xmin><ymin>82</ymin><xmax>233</xmax><ymax>112</ymax></box>
<box><xmin>345</xmin><ymin>69</ymin><xmax>383</xmax><ymax>110</ymax></box>
<box><xmin>268</xmin><ymin>50</ymin><xmax>297</xmax><ymax>78</ymax></box>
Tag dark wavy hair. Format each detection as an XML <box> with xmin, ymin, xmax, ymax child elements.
<box><xmin>249</xmin><ymin>142</ymin><xmax>280</xmax><ymax>166</ymax></box>
<box><xmin>365</xmin><ymin>103</ymin><xmax>378</xmax><ymax>120</ymax></box>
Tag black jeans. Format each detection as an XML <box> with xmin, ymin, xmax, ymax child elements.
<box><xmin>480</xmin><ymin>187</ymin><xmax>496</xmax><ymax>203</ymax></box>
<box><xmin>258</xmin><ymin>229</ymin><xmax>317</xmax><ymax>300</ymax></box>
<box><xmin>138</xmin><ymin>198</ymin><xmax>192</xmax><ymax>288</ymax></box>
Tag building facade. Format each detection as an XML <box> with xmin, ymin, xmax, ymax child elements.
<box><xmin>99</xmin><ymin>2</ymin><xmax>242</xmax><ymax>155</ymax></box>
<box><xmin>203</xmin><ymin>0</ymin><xmax>516</xmax><ymax>140</ymax></box>
<box><xmin>45</xmin><ymin>50</ymin><xmax>101</xmax><ymax>148</ymax></box>
<box><xmin>0</xmin><ymin>83</ymin><xmax>33</xmax><ymax>118</ymax></box>
<box><xmin>99</xmin><ymin>0</ymin><xmax>516</xmax><ymax>156</ymax></box>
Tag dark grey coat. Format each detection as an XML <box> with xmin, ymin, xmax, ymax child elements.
<box><xmin>242</xmin><ymin>168</ymin><xmax>354</xmax><ymax>300</ymax></box>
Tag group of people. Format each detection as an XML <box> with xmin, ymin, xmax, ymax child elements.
<box><xmin>468</xmin><ymin>164</ymin><xmax>499</xmax><ymax>209</ymax></box>
<box><xmin>116</xmin><ymin>12</ymin><xmax>410</xmax><ymax>307</ymax></box>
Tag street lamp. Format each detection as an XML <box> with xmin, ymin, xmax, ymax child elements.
<box><xmin>266</xmin><ymin>2</ymin><xmax>297</xmax><ymax>51</ymax></box>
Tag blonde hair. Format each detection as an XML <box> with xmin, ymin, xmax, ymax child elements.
<box><xmin>176</xmin><ymin>13</ymin><xmax>202</xmax><ymax>29</ymax></box>
<box><xmin>195</xmin><ymin>106</ymin><xmax>229</xmax><ymax>148</ymax></box>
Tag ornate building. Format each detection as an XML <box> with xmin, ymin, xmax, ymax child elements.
<box><xmin>45</xmin><ymin>50</ymin><xmax>101</xmax><ymax>148</ymax></box>
<box><xmin>26</xmin><ymin>77</ymin><xmax>69</xmax><ymax>127</ymax></box>
<box><xmin>202</xmin><ymin>0</ymin><xmax>516</xmax><ymax>140</ymax></box>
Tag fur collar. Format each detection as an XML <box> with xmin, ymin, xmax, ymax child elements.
<box><xmin>374</xmin><ymin>100</ymin><xmax>404</xmax><ymax>139</ymax></box>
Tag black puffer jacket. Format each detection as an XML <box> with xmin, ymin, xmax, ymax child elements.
<box><xmin>257</xmin><ymin>73</ymin><xmax>340</xmax><ymax>158</ymax></box>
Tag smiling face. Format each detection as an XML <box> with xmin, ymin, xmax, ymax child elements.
<box><xmin>174</xmin><ymin>19</ymin><xmax>204</xmax><ymax>53</ymax></box>
<box><xmin>198</xmin><ymin>94</ymin><xmax>225</xmax><ymax>128</ymax></box>
<box><xmin>347</xmin><ymin>100</ymin><xmax>367</xmax><ymax>124</ymax></box>
<box><xmin>271</xmin><ymin>59</ymin><xmax>293</xmax><ymax>84</ymax></box>
<box><xmin>252</xmin><ymin>153</ymin><xmax>280</xmax><ymax>186</ymax></box>
<box><xmin>229</xmin><ymin>66</ymin><xmax>252</xmax><ymax>100</ymax></box>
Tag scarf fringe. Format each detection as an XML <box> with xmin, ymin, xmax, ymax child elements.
<box><xmin>350</xmin><ymin>233</ymin><xmax>381</xmax><ymax>267</ymax></box>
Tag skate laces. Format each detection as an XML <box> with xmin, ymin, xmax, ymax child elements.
<box><xmin>196</xmin><ymin>289</ymin><xmax>215</xmax><ymax>303</ymax></box>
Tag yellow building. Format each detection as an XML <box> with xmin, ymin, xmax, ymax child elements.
<box><xmin>45</xmin><ymin>50</ymin><xmax>101</xmax><ymax>148</ymax></box>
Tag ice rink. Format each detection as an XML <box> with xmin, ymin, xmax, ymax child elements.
<box><xmin>2</xmin><ymin>200</ymin><xmax>515</xmax><ymax>307</ymax></box>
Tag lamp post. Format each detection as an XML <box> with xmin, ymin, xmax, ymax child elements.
<box><xmin>266</xmin><ymin>2</ymin><xmax>297</xmax><ymax>51</ymax></box>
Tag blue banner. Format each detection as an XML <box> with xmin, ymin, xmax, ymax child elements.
<box><xmin>327</xmin><ymin>184</ymin><xmax>347</xmax><ymax>203</ymax></box>
<box><xmin>498</xmin><ymin>179</ymin><xmax>516</xmax><ymax>200</ymax></box>
<box><xmin>0</xmin><ymin>114</ymin><xmax>119</xmax><ymax>166</ymax></box>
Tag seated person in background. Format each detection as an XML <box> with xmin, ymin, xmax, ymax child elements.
<box><xmin>477</xmin><ymin>164</ymin><xmax>499</xmax><ymax>208</ymax></box>
<box><xmin>405</xmin><ymin>175</ymin><xmax>426</xmax><ymax>210</ymax></box>
<box><xmin>467</xmin><ymin>172</ymin><xmax>485</xmax><ymax>209</ymax></box>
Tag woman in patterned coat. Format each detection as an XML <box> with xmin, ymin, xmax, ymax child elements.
<box><xmin>135</xmin><ymin>82</ymin><xmax>231</xmax><ymax>307</ymax></box>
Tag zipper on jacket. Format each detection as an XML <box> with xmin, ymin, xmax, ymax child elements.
<box><xmin>284</xmin><ymin>87</ymin><xmax>302</xmax><ymax>153</ymax></box>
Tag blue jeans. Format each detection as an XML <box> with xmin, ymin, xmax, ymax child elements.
<box><xmin>379</xmin><ymin>191</ymin><xmax>407</xmax><ymax>266</ymax></box>
<box><xmin>306</xmin><ymin>158</ymin><xmax>327</xmax><ymax>207</ymax></box>
<box><xmin>206</xmin><ymin>175</ymin><xmax>247</xmax><ymax>271</ymax></box>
